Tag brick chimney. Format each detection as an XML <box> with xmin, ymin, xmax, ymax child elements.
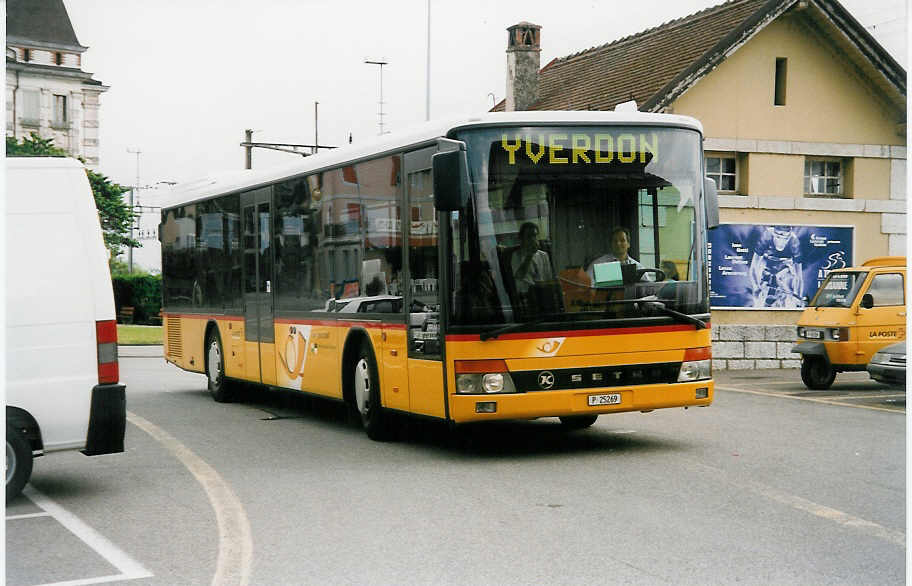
<box><xmin>505</xmin><ymin>22</ymin><xmax>541</xmax><ymax>112</ymax></box>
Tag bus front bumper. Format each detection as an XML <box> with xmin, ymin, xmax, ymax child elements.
<box><xmin>449</xmin><ymin>380</ymin><xmax>713</xmax><ymax>423</ymax></box>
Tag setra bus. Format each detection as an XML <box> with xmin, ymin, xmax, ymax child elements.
<box><xmin>160</xmin><ymin>111</ymin><xmax>719</xmax><ymax>439</ymax></box>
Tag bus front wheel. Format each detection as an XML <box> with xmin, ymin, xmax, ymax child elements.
<box><xmin>559</xmin><ymin>415</ymin><xmax>599</xmax><ymax>430</ymax></box>
<box><xmin>800</xmin><ymin>357</ymin><xmax>835</xmax><ymax>390</ymax></box>
<box><xmin>206</xmin><ymin>332</ymin><xmax>235</xmax><ymax>403</ymax></box>
<box><xmin>353</xmin><ymin>342</ymin><xmax>391</xmax><ymax>441</ymax></box>
<box><xmin>6</xmin><ymin>423</ymin><xmax>32</xmax><ymax>502</ymax></box>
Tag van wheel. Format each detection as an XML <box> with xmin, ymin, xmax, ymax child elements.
<box><xmin>206</xmin><ymin>332</ymin><xmax>235</xmax><ymax>403</ymax></box>
<box><xmin>559</xmin><ymin>415</ymin><xmax>599</xmax><ymax>430</ymax></box>
<box><xmin>352</xmin><ymin>342</ymin><xmax>391</xmax><ymax>441</ymax></box>
<box><xmin>6</xmin><ymin>423</ymin><xmax>32</xmax><ymax>502</ymax></box>
<box><xmin>801</xmin><ymin>357</ymin><xmax>835</xmax><ymax>390</ymax></box>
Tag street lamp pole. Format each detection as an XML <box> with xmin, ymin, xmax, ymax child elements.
<box><xmin>365</xmin><ymin>58</ymin><xmax>389</xmax><ymax>135</ymax></box>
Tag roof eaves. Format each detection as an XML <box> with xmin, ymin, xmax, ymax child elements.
<box><xmin>6</xmin><ymin>35</ymin><xmax>87</xmax><ymax>53</ymax></box>
<box><xmin>643</xmin><ymin>0</ymin><xmax>792</xmax><ymax>111</ymax></box>
<box><xmin>813</xmin><ymin>0</ymin><xmax>906</xmax><ymax>94</ymax></box>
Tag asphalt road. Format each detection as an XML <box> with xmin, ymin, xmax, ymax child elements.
<box><xmin>6</xmin><ymin>348</ymin><xmax>905</xmax><ymax>585</ymax></box>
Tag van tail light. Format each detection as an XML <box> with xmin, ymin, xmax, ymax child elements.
<box><xmin>96</xmin><ymin>319</ymin><xmax>119</xmax><ymax>384</ymax></box>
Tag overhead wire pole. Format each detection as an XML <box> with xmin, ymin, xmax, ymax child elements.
<box><xmin>365</xmin><ymin>58</ymin><xmax>389</xmax><ymax>135</ymax></box>
<box><xmin>426</xmin><ymin>0</ymin><xmax>431</xmax><ymax>121</ymax></box>
<box><xmin>126</xmin><ymin>147</ymin><xmax>141</xmax><ymax>273</ymax></box>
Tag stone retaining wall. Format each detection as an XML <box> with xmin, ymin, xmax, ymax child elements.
<box><xmin>712</xmin><ymin>324</ymin><xmax>801</xmax><ymax>370</ymax></box>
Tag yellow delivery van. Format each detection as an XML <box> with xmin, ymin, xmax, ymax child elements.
<box><xmin>793</xmin><ymin>257</ymin><xmax>906</xmax><ymax>389</ymax></box>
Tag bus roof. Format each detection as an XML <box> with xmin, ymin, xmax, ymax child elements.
<box><xmin>162</xmin><ymin>110</ymin><xmax>704</xmax><ymax>209</ymax></box>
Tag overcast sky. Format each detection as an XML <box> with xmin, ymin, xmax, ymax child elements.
<box><xmin>61</xmin><ymin>0</ymin><xmax>906</xmax><ymax>269</ymax></box>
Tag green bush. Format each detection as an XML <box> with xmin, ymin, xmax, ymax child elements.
<box><xmin>113</xmin><ymin>274</ymin><xmax>161</xmax><ymax>324</ymax></box>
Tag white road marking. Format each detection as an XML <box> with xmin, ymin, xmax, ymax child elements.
<box><xmin>691</xmin><ymin>462</ymin><xmax>905</xmax><ymax>547</ymax></box>
<box><xmin>6</xmin><ymin>511</ymin><xmax>52</xmax><ymax>520</ymax></box>
<box><xmin>716</xmin><ymin>384</ymin><xmax>904</xmax><ymax>413</ymax></box>
<box><xmin>127</xmin><ymin>411</ymin><xmax>253</xmax><ymax>586</ymax></box>
<box><xmin>23</xmin><ymin>485</ymin><xmax>153</xmax><ymax>586</ymax></box>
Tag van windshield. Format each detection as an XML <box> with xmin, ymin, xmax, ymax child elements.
<box><xmin>810</xmin><ymin>271</ymin><xmax>867</xmax><ymax>307</ymax></box>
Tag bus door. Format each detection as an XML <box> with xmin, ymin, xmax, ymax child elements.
<box><xmin>241</xmin><ymin>187</ymin><xmax>275</xmax><ymax>384</ymax></box>
<box><xmin>404</xmin><ymin>147</ymin><xmax>445</xmax><ymax>418</ymax></box>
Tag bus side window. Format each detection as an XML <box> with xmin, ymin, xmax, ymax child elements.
<box><xmin>356</xmin><ymin>155</ymin><xmax>402</xmax><ymax>305</ymax></box>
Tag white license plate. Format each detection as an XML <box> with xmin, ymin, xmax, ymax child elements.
<box><xmin>806</xmin><ymin>330</ymin><xmax>822</xmax><ymax>339</ymax></box>
<box><xmin>588</xmin><ymin>393</ymin><xmax>622</xmax><ymax>406</ymax></box>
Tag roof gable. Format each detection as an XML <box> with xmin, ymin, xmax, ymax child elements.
<box><xmin>496</xmin><ymin>0</ymin><xmax>905</xmax><ymax>113</ymax></box>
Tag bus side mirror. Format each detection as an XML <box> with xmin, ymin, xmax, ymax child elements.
<box><xmin>432</xmin><ymin>149</ymin><xmax>469</xmax><ymax>212</ymax></box>
<box><xmin>704</xmin><ymin>177</ymin><xmax>720</xmax><ymax>229</ymax></box>
<box><xmin>860</xmin><ymin>293</ymin><xmax>874</xmax><ymax>309</ymax></box>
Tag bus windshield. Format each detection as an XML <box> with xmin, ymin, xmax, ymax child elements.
<box><xmin>448</xmin><ymin>125</ymin><xmax>708</xmax><ymax>331</ymax></box>
<box><xmin>810</xmin><ymin>271</ymin><xmax>867</xmax><ymax>307</ymax></box>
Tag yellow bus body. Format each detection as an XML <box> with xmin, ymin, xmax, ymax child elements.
<box><xmin>165</xmin><ymin>314</ymin><xmax>712</xmax><ymax>424</ymax></box>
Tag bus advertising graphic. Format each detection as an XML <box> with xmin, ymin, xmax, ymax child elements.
<box><xmin>708</xmin><ymin>224</ymin><xmax>853</xmax><ymax>309</ymax></box>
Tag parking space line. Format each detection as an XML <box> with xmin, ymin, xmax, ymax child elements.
<box><xmin>6</xmin><ymin>511</ymin><xmax>52</xmax><ymax>520</ymax></box>
<box><xmin>716</xmin><ymin>385</ymin><xmax>904</xmax><ymax>413</ymax></box>
<box><xmin>23</xmin><ymin>486</ymin><xmax>153</xmax><ymax>585</ymax></box>
<box><xmin>691</xmin><ymin>461</ymin><xmax>905</xmax><ymax>548</ymax></box>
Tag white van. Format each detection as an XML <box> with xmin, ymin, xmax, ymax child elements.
<box><xmin>6</xmin><ymin>157</ymin><xmax>126</xmax><ymax>501</ymax></box>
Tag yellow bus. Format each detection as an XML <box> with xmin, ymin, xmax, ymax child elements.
<box><xmin>161</xmin><ymin>111</ymin><xmax>718</xmax><ymax>440</ymax></box>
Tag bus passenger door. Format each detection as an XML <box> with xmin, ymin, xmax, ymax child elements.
<box><xmin>404</xmin><ymin>147</ymin><xmax>446</xmax><ymax>418</ymax></box>
<box><xmin>241</xmin><ymin>188</ymin><xmax>275</xmax><ymax>384</ymax></box>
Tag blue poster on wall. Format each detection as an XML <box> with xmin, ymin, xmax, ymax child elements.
<box><xmin>708</xmin><ymin>224</ymin><xmax>853</xmax><ymax>310</ymax></box>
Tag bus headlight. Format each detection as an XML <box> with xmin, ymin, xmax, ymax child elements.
<box><xmin>454</xmin><ymin>360</ymin><xmax>518</xmax><ymax>394</ymax></box>
<box><xmin>678</xmin><ymin>359</ymin><xmax>711</xmax><ymax>382</ymax></box>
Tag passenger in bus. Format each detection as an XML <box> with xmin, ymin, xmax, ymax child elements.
<box><xmin>586</xmin><ymin>226</ymin><xmax>654</xmax><ymax>282</ymax></box>
<box><xmin>511</xmin><ymin>222</ymin><xmax>553</xmax><ymax>294</ymax></box>
<box><xmin>661</xmin><ymin>260</ymin><xmax>680</xmax><ymax>281</ymax></box>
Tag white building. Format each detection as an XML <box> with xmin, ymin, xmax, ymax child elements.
<box><xmin>6</xmin><ymin>0</ymin><xmax>108</xmax><ymax>168</ymax></box>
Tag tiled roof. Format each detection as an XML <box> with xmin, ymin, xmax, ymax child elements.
<box><xmin>533</xmin><ymin>0</ymin><xmax>769</xmax><ymax>111</ymax></box>
<box><xmin>492</xmin><ymin>0</ymin><xmax>769</xmax><ymax>112</ymax></box>
<box><xmin>7</xmin><ymin>0</ymin><xmax>86</xmax><ymax>51</ymax></box>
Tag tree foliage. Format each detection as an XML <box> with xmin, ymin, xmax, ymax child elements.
<box><xmin>6</xmin><ymin>133</ymin><xmax>139</xmax><ymax>262</ymax></box>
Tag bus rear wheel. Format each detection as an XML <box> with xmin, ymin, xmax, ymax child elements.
<box><xmin>800</xmin><ymin>357</ymin><xmax>836</xmax><ymax>390</ymax></box>
<box><xmin>206</xmin><ymin>332</ymin><xmax>235</xmax><ymax>403</ymax></box>
<box><xmin>559</xmin><ymin>415</ymin><xmax>599</xmax><ymax>430</ymax></box>
<box><xmin>7</xmin><ymin>423</ymin><xmax>32</xmax><ymax>502</ymax></box>
<box><xmin>353</xmin><ymin>342</ymin><xmax>391</xmax><ymax>441</ymax></box>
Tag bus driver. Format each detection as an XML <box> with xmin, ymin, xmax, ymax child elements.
<box><xmin>586</xmin><ymin>226</ymin><xmax>653</xmax><ymax>282</ymax></box>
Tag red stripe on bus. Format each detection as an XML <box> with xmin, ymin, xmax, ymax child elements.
<box><xmin>445</xmin><ymin>323</ymin><xmax>708</xmax><ymax>342</ymax></box>
<box><xmin>162</xmin><ymin>313</ymin><xmax>244</xmax><ymax>321</ymax></box>
<box><xmin>273</xmin><ymin>317</ymin><xmax>407</xmax><ymax>329</ymax></box>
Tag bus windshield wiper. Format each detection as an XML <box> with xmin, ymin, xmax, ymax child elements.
<box><xmin>637</xmin><ymin>299</ymin><xmax>707</xmax><ymax>329</ymax></box>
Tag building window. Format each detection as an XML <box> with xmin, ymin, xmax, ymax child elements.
<box><xmin>774</xmin><ymin>58</ymin><xmax>787</xmax><ymax>106</ymax></box>
<box><xmin>21</xmin><ymin>89</ymin><xmax>40</xmax><ymax>126</ymax></box>
<box><xmin>52</xmin><ymin>94</ymin><xmax>67</xmax><ymax>127</ymax></box>
<box><xmin>705</xmin><ymin>156</ymin><xmax>737</xmax><ymax>192</ymax></box>
<box><xmin>55</xmin><ymin>52</ymin><xmax>63</xmax><ymax>65</ymax></box>
<box><xmin>804</xmin><ymin>158</ymin><xmax>842</xmax><ymax>196</ymax></box>
<box><xmin>23</xmin><ymin>48</ymin><xmax>30</xmax><ymax>61</ymax></box>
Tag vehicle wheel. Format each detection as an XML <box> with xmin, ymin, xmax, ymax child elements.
<box><xmin>352</xmin><ymin>342</ymin><xmax>391</xmax><ymax>441</ymax></box>
<box><xmin>559</xmin><ymin>415</ymin><xmax>599</xmax><ymax>430</ymax></box>
<box><xmin>206</xmin><ymin>332</ymin><xmax>235</xmax><ymax>403</ymax></box>
<box><xmin>7</xmin><ymin>423</ymin><xmax>32</xmax><ymax>502</ymax></box>
<box><xmin>801</xmin><ymin>357</ymin><xmax>836</xmax><ymax>390</ymax></box>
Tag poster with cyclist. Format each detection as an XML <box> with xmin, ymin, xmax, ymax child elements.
<box><xmin>708</xmin><ymin>224</ymin><xmax>853</xmax><ymax>309</ymax></box>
